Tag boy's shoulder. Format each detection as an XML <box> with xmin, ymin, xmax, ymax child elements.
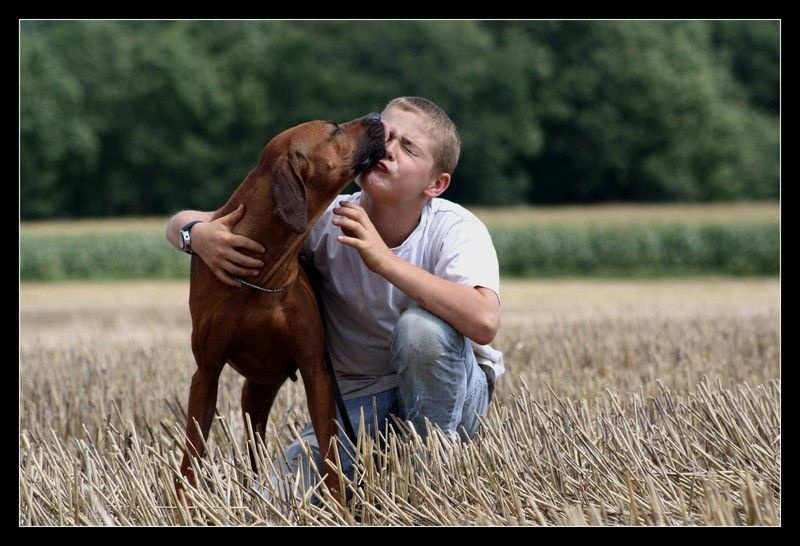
<box><xmin>427</xmin><ymin>197</ymin><xmax>487</xmax><ymax>230</ymax></box>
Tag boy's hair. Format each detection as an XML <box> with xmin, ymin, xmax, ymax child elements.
<box><xmin>384</xmin><ymin>97</ymin><xmax>461</xmax><ymax>175</ymax></box>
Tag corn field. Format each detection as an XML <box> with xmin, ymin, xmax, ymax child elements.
<box><xmin>19</xmin><ymin>279</ymin><xmax>780</xmax><ymax>526</ymax></box>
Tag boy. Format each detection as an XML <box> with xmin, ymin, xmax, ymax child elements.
<box><xmin>166</xmin><ymin>96</ymin><xmax>503</xmax><ymax>487</ymax></box>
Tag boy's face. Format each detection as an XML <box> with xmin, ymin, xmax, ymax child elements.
<box><xmin>355</xmin><ymin>106</ymin><xmax>445</xmax><ymax>206</ymax></box>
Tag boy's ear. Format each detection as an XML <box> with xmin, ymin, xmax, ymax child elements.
<box><xmin>424</xmin><ymin>172</ymin><xmax>451</xmax><ymax>198</ymax></box>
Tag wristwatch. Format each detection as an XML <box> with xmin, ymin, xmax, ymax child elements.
<box><xmin>178</xmin><ymin>220</ymin><xmax>203</xmax><ymax>254</ymax></box>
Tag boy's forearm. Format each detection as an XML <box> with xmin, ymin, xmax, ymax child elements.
<box><xmin>377</xmin><ymin>255</ymin><xmax>500</xmax><ymax>345</ymax></box>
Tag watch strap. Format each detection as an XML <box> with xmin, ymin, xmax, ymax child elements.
<box><xmin>179</xmin><ymin>220</ymin><xmax>203</xmax><ymax>254</ymax></box>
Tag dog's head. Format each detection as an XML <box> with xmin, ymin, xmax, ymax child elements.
<box><xmin>262</xmin><ymin>113</ymin><xmax>387</xmax><ymax>234</ymax></box>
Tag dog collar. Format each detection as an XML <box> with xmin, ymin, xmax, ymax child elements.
<box><xmin>227</xmin><ymin>275</ymin><xmax>287</xmax><ymax>293</ymax></box>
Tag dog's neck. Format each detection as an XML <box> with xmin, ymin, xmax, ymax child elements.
<box><xmin>217</xmin><ymin>168</ymin><xmax>304</xmax><ymax>290</ymax></box>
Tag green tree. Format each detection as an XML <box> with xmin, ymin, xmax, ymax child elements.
<box><xmin>710</xmin><ymin>20</ymin><xmax>779</xmax><ymax>115</ymax></box>
<box><xmin>20</xmin><ymin>21</ymin><xmax>779</xmax><ymax>219</ymax></box>
<box><xmin>21</xmin><ymin>28</ymin><xmax>98</xmax><ymax>218</ymax></box>
<box><xmin>527</xmin><ymin>21</ymin><xmax>778</xmax><ymax>203</ymax></box>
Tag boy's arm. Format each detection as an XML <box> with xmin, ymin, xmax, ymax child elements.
<box><xmin>165</xmin><ymin>209</ymin><xmax>215</xmax><ymax>250</ymax></box>
<box><xmin>379</xmin><ymin>258</ymin><xmax>500</xmax><ymax>345</ymax></box>
<box><xmin>333</xmin><ymin>202</ymin><xmax>500</xmax><ymax>345</ymax></box>
<box><xmin>165</xmin><ymin>204</ymin><xmax>266</xmax><ymax>287</ymax></box>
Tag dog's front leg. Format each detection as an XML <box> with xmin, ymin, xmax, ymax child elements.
<box><xmin>241</xmin><ymin>379</ymin><xmax>285</xmax><ymax>478</ymax></box>
<box><xmin>303</xmin><ymin>361</ymin><xmax>343</xmax><ymax>503</ymax></box>
<box><xmin>178</xmin><ymin>367</ymin><xmax>222</xmax><ymax>494</ymax></box>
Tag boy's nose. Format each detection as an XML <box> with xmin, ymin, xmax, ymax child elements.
<box><xmin>383</xmin><ymin>137</ymin><xmax>396</xmax><ymax>160</ymax></box>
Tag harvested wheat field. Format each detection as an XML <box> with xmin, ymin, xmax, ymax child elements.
<box><xmin>19</xmin><ymin>278</ymin><xmax>780</xmax><ymax>526</ymax></box>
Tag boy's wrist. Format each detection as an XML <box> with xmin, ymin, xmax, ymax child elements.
<box><xmin>178</xmin><ymin>220</ymin><xmax>203</xmax><ymax>254</ymax></box>
<box><xmin>373</xmin><ymin>251</ymin><xmax>400</xmax><ymax>279</ymax></box>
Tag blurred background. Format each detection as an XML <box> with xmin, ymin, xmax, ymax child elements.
<box><xmin>20</xmin><ymin>21</ymin><xmax>781</xmax><ymax>525</ymax></box>
<box><xmin>20</xmin><ymin>20</ymin><xmax>779</xmax><ymax>280</ymax></box>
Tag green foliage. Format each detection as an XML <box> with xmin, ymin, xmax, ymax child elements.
<box><xmin>493</xmin><ymin>223</ymin><xmax>779</xmax><ymax>277</ymax></box>
<box><xmin>528</xmin><ymin>21</ymin><xmax>778</xmax><ymax>203</ymax></box>
<box><xmin>21</xmin><ymin>233</ymin><xmax>188</xmax><ymax>281</ymax></box>
<box><xmin>21</xmin><ymin>21</ymin><xmax>779</xmax><ymax>219</ymax></box>
<box><xmin>710</xmin><ymin>20</ymin><xmax>779</xmax><ymax>115</ymax></box>
<box><xmin>21</xmin><ymin>221</ymin><xmax>778</xmax><ymax>281</ymax></box>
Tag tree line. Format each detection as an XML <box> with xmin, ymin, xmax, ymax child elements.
<box><xmin>20</xmin><ymin>20</ymin><xmax>779</xmax><ymax>219</ymax></box>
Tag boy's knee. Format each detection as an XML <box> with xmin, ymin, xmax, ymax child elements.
<box><xmin>390</xmin><ymin>307</ymin><xmax>461</xmax><ymax>370</ymax></box>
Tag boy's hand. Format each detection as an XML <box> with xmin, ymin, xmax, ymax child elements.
<box><xmin>192</xmin><ymin>204</ymin><xmax>266</xmax><ymax>287</ymax></box>
<box><xmin>333</xmin><ymin>201</ymin><xmax>394</xmax><ymax>274</ymax></box>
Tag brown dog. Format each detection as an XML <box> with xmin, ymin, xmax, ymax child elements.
<box><xmin>178</xmin><ymin>114</ymin><xmax>386</xmax><ymax>499</ymax></box>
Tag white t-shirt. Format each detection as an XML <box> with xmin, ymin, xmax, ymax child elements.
<box><xmin>302</xmin><ymin>192</ymin><xmax>504</xmax><ymax>399</ymax></box>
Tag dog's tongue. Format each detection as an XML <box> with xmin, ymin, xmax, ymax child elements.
<box><xmin>382</xmin><ymin>120</ymin><xmax>391</xmax><ymax>143</ymax></box>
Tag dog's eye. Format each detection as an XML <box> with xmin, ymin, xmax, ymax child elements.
<box><xmin>331</xmin><ymin>124</ymin><xmax>342</xmax><ymax>137</ymax></box>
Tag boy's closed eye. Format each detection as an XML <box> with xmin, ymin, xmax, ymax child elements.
<box><xmin>387</xmin><ymin>127</ymin><xmax>424</xmax><ymax>158</ymax></box>
<box><xmin>401</xmin><ymin>138</ymin><xmax>421</xmax><ymax>157</ymax></box>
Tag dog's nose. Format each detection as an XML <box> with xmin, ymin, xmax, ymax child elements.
<box><xmin>364</xmin><ymin>112</ymin><xmax>390</xmax><ymax>144</ymax></box>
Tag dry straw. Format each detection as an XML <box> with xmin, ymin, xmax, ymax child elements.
<box><xmin>20</xmin><ymin>285</ymin><xmax>779</xmax><ymax>525</ymax></box>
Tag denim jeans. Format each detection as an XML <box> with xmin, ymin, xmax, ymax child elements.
<box><xmin>268</xmin><ymin>306</ymin><xmax>489</xmax><ymax>495</ymax></box>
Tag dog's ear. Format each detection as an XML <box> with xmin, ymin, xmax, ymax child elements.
<box><xmin>270</xmin><ymin>158</ymin><xmax>308</xmax><ymax>234</ymax></box>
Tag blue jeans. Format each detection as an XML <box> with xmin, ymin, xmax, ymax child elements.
<box><xmin>269</xmin><ymin>306</ymin><xmax>489</xmax><ymax>493</ymax></box>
